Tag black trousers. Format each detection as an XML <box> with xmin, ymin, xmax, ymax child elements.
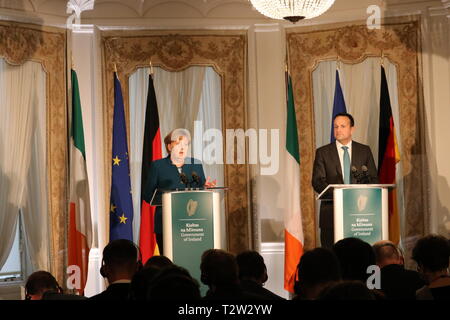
<box><xmin>320</xmin><ymin>227</ymin><xmax>334</xmax><ymax>249</ymax></box>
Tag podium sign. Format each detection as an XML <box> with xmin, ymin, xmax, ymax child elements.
<box><xmin>342</xmin><ymin>188</ymin><xmax>382</xmax><ymax>243</ymax></box>
<box><xmin>332</xmin><ymin>185</ymin><xmax>391</xmax><ymax>245</ymax></box>
<box><xmin>162</xmin><ymin>190</ymin><xmax>221</xmax><ymax>292</ymax></box>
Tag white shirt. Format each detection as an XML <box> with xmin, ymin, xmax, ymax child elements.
<box><xmin>336</xmin><ymin>140</ymin><xmax>352</xmax><ymax>179</ymax></box>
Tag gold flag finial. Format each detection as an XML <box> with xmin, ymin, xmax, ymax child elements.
<box><xmin>149</xmin><ymin>60</ymin><xmax>154</xmax><ymax>75</ymax></box>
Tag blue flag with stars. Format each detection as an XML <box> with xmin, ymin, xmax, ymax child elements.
<box><xmin>110</xmin><ymin>73</ymin><xmax>134</xmax><ymax>241</ymax></box>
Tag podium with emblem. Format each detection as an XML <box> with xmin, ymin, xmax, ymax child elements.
<box><xmin>317</xmin><ymin>184</ymin><xmax>395</xmax><ymax>245</ymax></box>
<box><xmin>152</xmin><ymin>189</ymin><xmax>224</xmax><ymax>288</ymax></box>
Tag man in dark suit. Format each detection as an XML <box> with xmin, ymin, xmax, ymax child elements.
<box><xmin>312</xmin><ymin>113</ymin><xmax>378</xmax><ymax>248</ymax></box>
<box><xmin>236</xmin><ymin>251</ymin><xmax>285</xmax><ymax>300</ymax></box>
<box><xmin>89</xmin><ymin>239</ymin><xmax>141</xmax><ymax>300</ymax></box>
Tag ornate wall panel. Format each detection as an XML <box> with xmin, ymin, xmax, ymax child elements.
<box><xmin>287</xmin><ymin>19</ymin><xmax>426</xmax><ymax>250</ymax></box>
<box><xmin>0</xmin><ymin>21</ymin><xmax>67</xmax><ymax>283</ymax></box>
<box><xmin>101</xmin><ymin>30</ymin><xmax>250</xmax><ymax>253</ymax></box>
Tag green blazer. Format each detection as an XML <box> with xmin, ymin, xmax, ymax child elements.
<box><xmin>142</xmin><ymin>156</ymin><xmax>206</xmax><ymax>234</ymax></box>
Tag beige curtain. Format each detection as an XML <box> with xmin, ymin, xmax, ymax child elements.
<box><xmin>0</xmin><ymin>59</ymin><xmax>48</xmax><ymax>270</ymax></box>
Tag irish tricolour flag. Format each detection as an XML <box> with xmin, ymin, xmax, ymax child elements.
<box><xmin>284</xmin><ymin>72</ymin><xmax>304</xmax><ymax>293</ymax></box>
<box><xmin>68</xmin><ymin>69</ymin><xmax>92</xmax><ymax>295</ymax></box>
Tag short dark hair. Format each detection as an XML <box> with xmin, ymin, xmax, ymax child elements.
<box><xmin>295</xmin><ymin>248</ymin><xmax>341</xmax><ymax>291</ymax></box>
<box><xmin>103</xmin><ymin>239</ymin><xmax>139</xmax><ymax>271</ymax></box>
<box><xmin>200</xmin><ymin>249</ymin><xmax>238</xmax><ymax>287</ymax></box>
<box><xmin>333</xmin><ymin>112</ymin><xmax>354</xmax><ymax>127</ymax></box>
<box><xmin>236</xmin><ymin>251</ymin><xmax>266</xmax><ymax>280</ymax></box>
<box><xmin>332</xmin><ymin>237</ymin><xmax>376</xmax><ymax>282</ymax></box>
<box><xmin>147</xmin><ymin>265</ymin><xmax>200</xmax><ymax>300</ymax></box>
<box><xmin>412</xmin><ymin>234</ymin><xmax>450</xmax><ymax>272</ymax></box>
<box><xmin>144</xmin><ymin>255</ymin><xmax>173</xmax><ymax>269</ymax></box>
<box><xmin>25</xmin><ymin>271</ymin><xmax>61</xmax><ymax>297</ymax></box>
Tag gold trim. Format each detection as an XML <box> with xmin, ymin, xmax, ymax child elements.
<box><xmin>101</xmin><ymin>30</ymin><xmax>250</xmax><ymax>253</ymax></box>
<box><xmin>0</xmin><ymin>21</ymin><xmax>67</xmax><ymax>284</ymax></box>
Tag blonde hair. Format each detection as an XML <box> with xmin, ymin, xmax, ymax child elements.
<box><xmin>164</xmin><ymin>128</ymin><xmax>191</xmax><ymax>153</ymax></box>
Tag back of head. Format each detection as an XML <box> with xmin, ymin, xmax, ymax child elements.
<box><xmin>102</xmin><ymin>239</ymin><xmax>140</xmax><ymax>279</ymax></box>
<box><xmin>25</xmin><ymin>271</ymin><xmax>61</xmax><ymax>300</ymax></box>
<box><xmin>129</xmin><ymin>266</ymin><xmax>161</xmax><ymax>300</ymax></box>
<box><xmin>332</xmin><ymin>237</ymin><xmax>376</xmax><ymax>282</ymax></box>
<box><xmin>144</xmin><ymin>255</ymin><xmax>173</xmax><ymax>270</ymax></box>
<box><xmin>147</xmin><ymin>265</ymin><xmax>200</xmax><ymax>300</ymax></box>
<box><xmin>236</xmin><ymin>250</ymin><xmax>266</xmax><ymax>283</ymax></box>
<box><xmin>373</xmin><ymin>240</ymin><xmax>402</xmax><ymax>267</ymax></box>
<box><xmin>412</xmin><ymin>234</ymin><xmax>450</xmax><ymax>272</ymax></box>
<box><xmin>294</xmin><ymin>248</ymin><xmax>341</xmax><ymax>294</ymax></box>
<box><xmin>318</xmin><ymin>280</ymin><xmax>376</xmax><ymax>300</ymax></box>
<box><xmin>200</xmin><ymin>249</ymin><xmax>238</xmax><ymax>288</ymax></box>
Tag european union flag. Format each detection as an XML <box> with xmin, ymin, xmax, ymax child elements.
<box><xmin>110</xmin><ymin>73</ymin><xmax>134</xmax><ymax>241</ymax></box>
<box><xmin>330</xmin><ymin>70</ymin><xmax>347</xmax><ymax>143</ymax></box>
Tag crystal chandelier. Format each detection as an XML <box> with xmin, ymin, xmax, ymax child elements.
<box><xmin>249</xmin><ymin>0</ymin><xmax>336</xmax><ymax>23</ymax></box>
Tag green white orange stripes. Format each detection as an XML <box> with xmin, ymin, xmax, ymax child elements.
<box><xmin>284</xmin><ymin>73</ymin><xmax>304</xmax><ymax>293</ymax></box>
<box><xmin>68</xmin><ymin>69</ymin><xmax>92</xmax><ymax>295</ymax></box>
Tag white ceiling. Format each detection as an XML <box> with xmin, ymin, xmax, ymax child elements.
<box><xmin>0</xmin><ymin>0</ymin><xmax>446</xmax><ymax>26</ymax></box>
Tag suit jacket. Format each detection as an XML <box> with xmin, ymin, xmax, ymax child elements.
<box><xmin>88</xmin><ymin>283</ymin><xmax>131</xmax><ymax>301</ymax></box>
<box><xmin>142</xmin><ymin>156</ymin><xmax>206</xmax><ymax>234</ymax></box>
<box><xmin>240</xmin><ymin>279</ymin><xmax>285</xmax><ymax>300</ymax></box>
<box><xmin>380</xmin><ymin>264</ymin><xmax>425</xmax><ymax>300</ymax></box>
<box><xmin>312</xmin><ymin>141</ymin><xmax>378</xmax><ymax>229</ymax></box>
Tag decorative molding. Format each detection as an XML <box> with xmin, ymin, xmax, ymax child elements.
<box><xmin>0</xmin><ymin>21</ymin><xmax>67</xmax><ymax>285</ymax></box>
<box><xmin>286</xmin><ymin>18</ymin><xmax>426</xmax><ymax>250</ymax></box>
<box><xmin>101</xmin><ymin>29</ymin><xmax>250</xmax><ymax>253</ymax></box>
<box><xmin>66</xmin><ymin>0</ymin><xmax>95</xmax><ymax>28</ymax></box>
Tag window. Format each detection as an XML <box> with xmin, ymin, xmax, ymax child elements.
<box><xmin>0</xmin><ymin>214</ymin><xmax>24</xmax><ymax>282</ymax></box>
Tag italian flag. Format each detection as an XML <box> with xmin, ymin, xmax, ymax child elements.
<box><xmin>284</xmin><ymin>72</ymin><xmax>304</xmax><ymax>293</ymax></box>
<box><xmin>68</xmin><ymin>70</ymin><xmax>92</xmax><ymax>295</ymax></box>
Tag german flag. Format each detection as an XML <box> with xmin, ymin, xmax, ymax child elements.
<box><xmin>139</xmin><ymin>73</ymin><xmax>162</xmax><ymax>264</ymax></box>
<box><xmin>378</xmin><ymin>66</ymin><xmax>401</xmax><ymax>243</ymax></box>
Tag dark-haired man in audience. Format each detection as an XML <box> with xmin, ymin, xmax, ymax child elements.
<box><xmin>89</xmin><ymin>239</ymin><xmax>141</xmax><ymax>300</ymax></box>
<box><xmin>200</xmin><ymin>249</ymin><xmax>267</xmax><ymax>300</ymax></box>
<box><xmin>236</xmin><ymin>251</ymin><xmax>285</xmax><ymax>300</ymax></box>
<box><xmin>373</xmin><ymin>240</ymin><xmax>425</xmax><ymax>300</ymax></box>
<box><xmin>293</xmin><ymin>248</ymin><xmax>341</xmax><ymax>300</ymax></box>
<box><xmin>413</xmin><ymin>234</ymin><xmax>450</xmax><ymax>300</ymax></box>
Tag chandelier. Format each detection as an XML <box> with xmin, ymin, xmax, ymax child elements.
<box><xmin>249</xmin><ymin>0</ymin><xmax>336</xmax><ymax>23</ymax></box>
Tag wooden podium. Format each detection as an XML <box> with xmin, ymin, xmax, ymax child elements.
<box><xmin>317</xmin><ymin>184</ymin><xmax>395</xmax><ymax>244</ymax></box>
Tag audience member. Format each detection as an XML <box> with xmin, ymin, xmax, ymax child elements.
<box><xmin>144</xmin><ymin>255</ymin><xmax>173</xmax><ymax>269</ymax></box>
<box><xmin>372</xmin><ymin>240</ymin><xmax>425</xmax><ymax>299</ymax></box>
<box><xmin>332</xmin><ymin>237</ymin><xmax>376</xmax><ymax>283</ymax></box>
<box><xmin>412</xmin><ymin>234</ymin><xmax>450</xmax><ymax>300</ymax></box>
<box><xmin>200</xmin><ymin>249</ymin><xmax>266</xmax><ymax>300</ymax></box>
<box><xmin>293</xmin><ymin>248</ymin><xmax>341</xmax><ymax>300</ymax></box>
<box><xmin>318</xmin><ymin>280</ymin><xmax>376</xmax><ymax>300</ymax></box>
<box><xmin>25</xmin><ymin>271</ymin><xmax>62</xmax><ymax>300</ymax></box>
<box><xmin>129</xmin><ymin>266</ymin><xmax>161</xmax><ymax>300</ymax></box>
<box><xmin>147</xmin><ymin>265</ymin><xmax>201</xmax><ymax>300</ymax></box>
<box><xmin>236</xmin><ymin>250</ymin><xmax>285</xmax><ymax>300</ymax></box>
<box><xmin>89</xmin><ymin>239</ymin><xmax>141</xmax><ymax>300</ymax></box>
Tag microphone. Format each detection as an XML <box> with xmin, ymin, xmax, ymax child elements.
<box><xmin>361</xmin><ymin>165</ymin><xmax>370</xmax><ymax>184</ymax></box>
<box><xmin>180</xmin><ymin>172</ymin><xmax>189</xmax><ymax>186</ymax></box>
<box><xmin>191</xmin><ymin>172</ymin><xmax>200</xmax><ymax>187</ymax></box>
<box><xmin>351</xmin><ymin>166</ymin><xmax>360</xmax><ymax>184</ymax></box>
